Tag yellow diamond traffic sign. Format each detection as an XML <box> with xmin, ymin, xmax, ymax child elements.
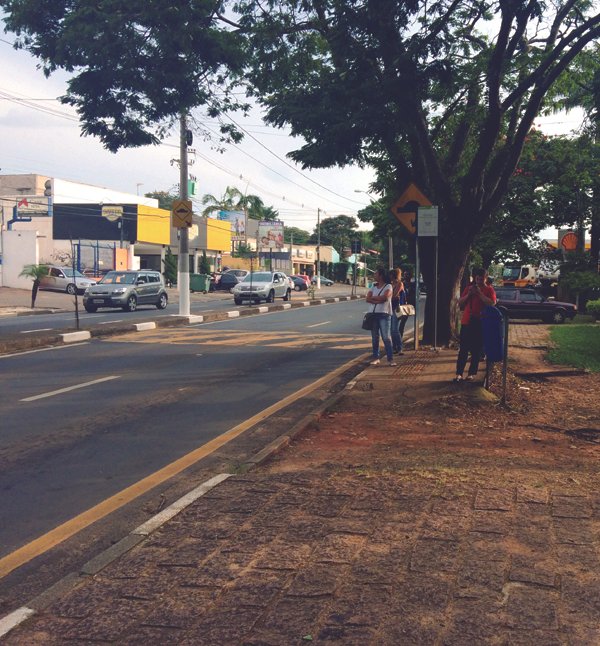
<box><xmin>172</xmin><ymin>199</ymin><xmax>193</xmax><ymax>228</ymax></box>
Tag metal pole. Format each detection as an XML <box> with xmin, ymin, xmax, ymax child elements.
<box><xmin>414</xmin><ymin>235</ymin><xmax>420</xmax><ymax>351</ymax></box>
<box><xmin>317</xmin><ymin>208</ymin><xmax>321</xmax><ymax>289</ymax></box>
<box><xmin>388</xmin><ymin>235</ymin><xmax>393</xmax><ymax>270</ymax></box>
<box><xmin>501</xmin><ymin>313</ymin><xmax>509</xmax><ymax>405</ymax></box>
<box><xmin>178</xmin><ymin>112</ymin><xmax>190</xmax><ymax>316</ymax></box>
<box><xmin>434</xmin><ymin>235</ymin><xmax>438</xmax><ymax>350</ymax></box>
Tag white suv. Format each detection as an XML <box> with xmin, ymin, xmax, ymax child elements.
<box><xmin>232</xmin><ymin>271</ymin><xmax>292</xmax><ymax>305</ymax></box>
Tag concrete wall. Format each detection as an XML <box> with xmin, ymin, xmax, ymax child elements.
<box><xmin>1</xmin><ymin>229</ymin><xmax>39</xmax><ymax>288</ymax></box>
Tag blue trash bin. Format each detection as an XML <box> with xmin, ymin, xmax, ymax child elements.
<box><xmin>482</xmin><ymin>306</ymin><xmax>505</xmax><ymax>363</ymax></box>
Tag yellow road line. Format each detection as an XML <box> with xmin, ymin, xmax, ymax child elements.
<box><xmin>0</xmin><ymin>354</ymin><xmax>365</xmax><ymax>580</ymax></box>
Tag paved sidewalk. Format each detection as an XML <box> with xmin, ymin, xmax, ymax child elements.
<box><xmin>4</xmin><ymin>341</ymin><xmax>599</xmax><ymax>644</ymax></box>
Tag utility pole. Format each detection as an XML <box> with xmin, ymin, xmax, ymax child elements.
<box><xmin>388</xmin><ymin>235</ymin><xmax>393</xmax><ymax>270</ymax></box>
<box><xmin>316</xmin><ymin>208</ymin><xmax>321</xmax><ymax>289</ymax></box>
<box><xmin>178</xmin><ymin>112</ymin><xmax>190</xmax><ymax>316</ymax></box>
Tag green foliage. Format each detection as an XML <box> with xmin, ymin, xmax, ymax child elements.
<box><xmin>560</xmin><ymin>270</ymin><xmax>600</xmax><ymax>294</ymax></box>
<box><xmin>145</xmin><ymin>190</ymin><xmax>179</xmax><ymax>211</ymax></box>
<box><xmin>334</xmin><ymin>262</ymin><xmax>350</xmax><ymax>283</ymax></box>
<box><xmin>201</xmin><ymin>186</ymin><xmax>278</xmax><ymax>221</ymax></box>
<box><xmin>309</xmin><ymin>215</ymin><xmax>358</xmax><ymax>256</ymax></box>
<box><xmin>585</xmin><ymin>299</ymin><xmax>600</xmax><ymax>318</ymax></box>
<box><xmin>1</xmin><ymin>1</ymin><xmax>247</xmax><ymax>151</ymax></box>
<box><xmin>19</xmin><ymin>264</ymin><xmax>49</xmax><ymax>281</ymax></box>
<box><xmin>549</xmin><ymin>325</ymin><xmax>600</xmax><ymax>373</ymax></box>
<box><xmin>285</xmin><ymin>226</ymin><xmax>311</xmax><ymax>244</ymax></box>
<box><xmin>237</xmin><ymin>0</ymin><xmax>600</xmax><ymax>343</ymax></box>
<box><xmin>163</xmin><ymin>248</ymin><xmax>177</xmax><ymax>285</ymax></box>
<box><xmin>233</xmin><ymin>243</ymin><xmax>253</xmax><ymax>257</ymax></box>
<box><xmin>198</xmin><ymin>250</ymin><xmax>211</xmax><ymax>274</ymax></box>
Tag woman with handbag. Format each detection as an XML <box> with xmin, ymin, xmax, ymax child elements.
<box><xmin>389</xmin><ymin>268</ymin><xmax>406</xmax><ymax>355</ymax></box>
<box><xmin>365</xmin><ymin>268</ymin><xmax>397</xmax><ymax>366</ymax></box>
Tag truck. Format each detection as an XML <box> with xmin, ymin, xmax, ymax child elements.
<box><xmin>501</xmin><ymin>263</ymin><xmax>538</xmax><ymax>288</ymax></box>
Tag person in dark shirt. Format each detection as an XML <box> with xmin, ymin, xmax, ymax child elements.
<box><xmin>454</xmin><ymin>267</ymin><xmax>496</xmax><ymax>382</ymax></box>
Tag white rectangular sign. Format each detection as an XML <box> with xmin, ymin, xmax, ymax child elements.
<box><xmin>418</xmin><ymin>206</ymin><xmax>438</xmax><ymax>237</ymax></box>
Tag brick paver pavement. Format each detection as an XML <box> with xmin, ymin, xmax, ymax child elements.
<box><xmin>508</xmin><ymin>322</ymin><xmax>551</xmax><ymax>349</ymax></box>
<box><xmin>6</xmin><ymin>470</ymin><xmax>600</xmax><ymax>645</ymax></box>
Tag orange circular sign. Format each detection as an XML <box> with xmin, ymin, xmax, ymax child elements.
<box><xmin>560</xmin><ymin>232</ymin><xmax>578</xmax><ymax>251</ymax></box>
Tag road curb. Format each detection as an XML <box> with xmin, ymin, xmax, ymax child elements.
<box><xmin>0</xmin><ymin>355</ymin><xmax>367</xmax><ymax>638</ymax></box>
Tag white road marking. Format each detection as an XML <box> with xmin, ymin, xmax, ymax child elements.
<box><xmin>19</xmin><ymin>328</ymin><xmax>53</xmax><ymax>334</ymax></box>
<box><xmin>100</xmin><ymin>319</ymin><xmax>123</xmax><ymax>324</ymax></box>
<box><xmin>307</xmin><ymin>321</ymin><xmax>331</xmax><ymax>328</ymax></box>
<box><xmin>0</xmin><ymin>343</ymin><xmax>89</xmax><ymax>359</ymax></box>
<box><xmin>20</xmin><ymin>375</ymin><xmax>121</xmax><ymax>402</ymax></box>
<box><xmin>0</xmin><ymin>607</ymin><xmax>35</xmax><ymax>639</ymax></box>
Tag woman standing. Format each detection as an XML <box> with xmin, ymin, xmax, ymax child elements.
<box><xmin>389</xmin><ymin>268</ymin><xmax>406</xmax><ymax>355</ymax></box>
<box><xmin>366</xmin><ymin>268</ymin><xmax>397</xmax><ymax>366</ymax></box>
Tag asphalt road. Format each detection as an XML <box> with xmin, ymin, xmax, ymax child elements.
<box><xmin>0</xmin><ymin>285</ymin><xmax>355</xmax><ymax>335</ymax></box>
<box><xmin>0</xmin><ymin>299</ymin><xmax>415</xmax><ymax>566</ymax></box>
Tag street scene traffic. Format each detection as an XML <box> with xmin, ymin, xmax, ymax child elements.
<box><xmin>1</xmin><ymin>0</ymin><xmax>600</xmax><ymax>644</ymax></box>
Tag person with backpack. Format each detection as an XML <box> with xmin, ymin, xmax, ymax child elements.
<box><xmin>454</xmin><ymin>267</ymin><xmax>496</xmax><ymax>382</ymax></box>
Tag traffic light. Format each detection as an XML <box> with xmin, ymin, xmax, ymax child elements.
<box><xmin>44</xmin><ymin>179</ymin><xmax>52</xmax><ymax>196</ymax></box>
<box><xmin>351</xmin><ymin>239</ymin><xmax>362</xmax><ymax>254</ymax></box>
<box><xmin>186</xmin><ymin>129</ymin><xmax>193</xmax><ymax>147</ymax></box>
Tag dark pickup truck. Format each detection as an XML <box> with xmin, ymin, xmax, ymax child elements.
<box><xmin>495</xmin><ymin>288</ymin><xmax>577</xmax><ymax>324</ymax></box>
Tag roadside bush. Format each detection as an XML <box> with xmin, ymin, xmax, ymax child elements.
<box><xmin>586</xmin><ymin>299</ymin><xmax>600</xmax><ymax>320</ymax></box>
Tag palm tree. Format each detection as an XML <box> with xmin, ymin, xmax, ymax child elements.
<box><xmin>201</xmin><ymin>186</ymin><xmax>246</xmax><ymax>217</ymax></box>
<box><xmin>19</xmin><ymin>264</ymin><xmax>49</xmax><ymax>308</ymax></box>
<box><xmin>201</xmin><ymin>186</ymin><xmax>279</xmax><ymax>221</ymax></box>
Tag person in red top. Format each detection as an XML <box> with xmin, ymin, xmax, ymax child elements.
<box><xmin>454</xmin><ymin>267</ymin><xmax>496</xmax><ymax>382</ymax></box>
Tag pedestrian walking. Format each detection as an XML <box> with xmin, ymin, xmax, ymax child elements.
<box><xmin>454</xmin><ymin>267</ymin><xmax>496</xmax><ymax>382</ymax></box>
<box><xmin>389</xmin><ymin>268</ymin><xmax>406</xmax><ymax>355</ymax></box>
<box><xmin>366</xmin><ymin>267</ymin><xmax>396</xmax><ymax>366</ymax></box>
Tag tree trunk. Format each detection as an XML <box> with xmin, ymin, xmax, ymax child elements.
<box><xmin>31</xmin><ymin>280</ymin><xmax>39</xmax><ymax>309</ymax></box>
<box><xmin>421</xmin><ymin>238</ymin><xmax>470</xmax><ymax>346</ymax></box>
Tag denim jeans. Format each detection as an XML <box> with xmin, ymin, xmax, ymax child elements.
<box><xmin>371</xmin><ymin>313</ymin><xmax>394</xmax><ymax>362</ymax></box>
<box><xmin>391</xmin><ymin>311</ymin><xmax>403</xmax><ymax>352</ymax></box>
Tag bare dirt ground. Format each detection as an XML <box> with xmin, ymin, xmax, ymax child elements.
<box><xmin>270</xmin><ymin>343</ymin><xmax>600</xmax><ymax>489</ymax></box>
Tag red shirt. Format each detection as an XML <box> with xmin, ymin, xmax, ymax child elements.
<box><xmin>461</xmin><ymin>284</ymin><xmax>496</xmax><ymax>325</ymax></box>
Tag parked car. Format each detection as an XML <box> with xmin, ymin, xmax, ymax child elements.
<box><xmin>232</xmin><ymin>271</ymin><xmax>292</xmax><ymax>304</ymax></box>
<box><xmin>311</xmin><ymin>275</ymin><xmax>334</xmax><ymax>286</ymax></box>
<box><xmin>495</xmin><ymin>288</ymin><xmax>576</xmax><ymax>324</ymax></box>
<box><xmin>290</xmin><ymin>275</ymin><xmax>308</xmax><ymax>291</ymax></box>
<box><xmin>211</xmin><ymin>272</ymin><xmax>241</xmax><ymax>292</ymax></box>
<box><xmin>223</xmin><ymin>269</ymin><xmax>249</xmax><ymax>280</ymax></box>
<box><xmin>295</xmin><ymin>274</ymin><xmax>311</xmax><ymax>287</ymax></box>
<box><xmin>83</xmin><ymin>270</ymin><xmax>168</xmax><ymax>313</ymax></box>
<box><xmin>39</xmin><ymin>266</ymin><xmax>96</xmax><ymax>295</ymax></box>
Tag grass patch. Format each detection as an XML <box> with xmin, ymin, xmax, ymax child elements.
<box><xmin>548</xmin><ymin>324</ymin><xmax>600</xmax><ymax>372</ymax></box>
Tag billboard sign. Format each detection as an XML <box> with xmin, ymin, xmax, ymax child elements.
<box><xmin>14</xmin><ymin>195</ymin><xmax>51</xmax><ymax>216</ymax></box>
<box><xmin>258</xmin><ymin>220</ymin><xmax>284</xmax><ymax>249</ymax></box>
<box><xmin>217</xmin><ymin>210</ymin><xmax>246</xmax><ymax>241</ymax></box>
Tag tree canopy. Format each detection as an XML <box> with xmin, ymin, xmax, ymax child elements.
<box><xmin>236</xmin><ymin>0</ymin><xmax>600</xmax><ymax>341</ymax></box>
<box><xmin>1</xmin><ymin>0</ymin><xmax>245</xmax><ymax>151</ymax></box>
<box><xmin>309</xmin><ymin>215</ymin><xmax>359</xmax><ymax>256</ymax></box>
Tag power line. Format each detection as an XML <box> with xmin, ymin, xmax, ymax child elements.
<box><xmin>221</xmin><ymin>112</ymin><xmax>367</xmax><ymax>207</ymax></box>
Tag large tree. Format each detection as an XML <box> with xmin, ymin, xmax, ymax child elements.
<box><xmin>1</xmin><ymin>0</ymin><xmax>245</xmax><ymax>151</ymax></box>
<box><xmin>237</xmin><ymin>0</ymin><xmax>600</xmax><ymax>343</ymax></box>
<box><xmin>309</xmin><ymin>214</ymin><xmax>359</xmax><ymax>256</ymax></box>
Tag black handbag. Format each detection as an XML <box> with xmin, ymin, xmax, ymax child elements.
<box><xmin>362</xmin><ymin>312</ymin><xmax>376</xmax><ymax>330</ymax></box>
<box><xmin>362</xmin><ymin>284</ymin><xmax>387</xmax><ymax>330</ymax></box>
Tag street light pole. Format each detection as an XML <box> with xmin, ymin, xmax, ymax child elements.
<box><xmin>316</xmin><ymin>208</ymin><xmax>321</xmax><ymax>289</ymax></box>
<box><xmin>178</xmin><ymin>112</ymin><xmax>190</xmax><ymax>317</ymax></box>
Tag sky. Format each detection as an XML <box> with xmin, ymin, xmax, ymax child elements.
<box><xmin>0</xmin><ymin>25</ymin><xmax>586</xmax><ymax>240</ymax></box>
